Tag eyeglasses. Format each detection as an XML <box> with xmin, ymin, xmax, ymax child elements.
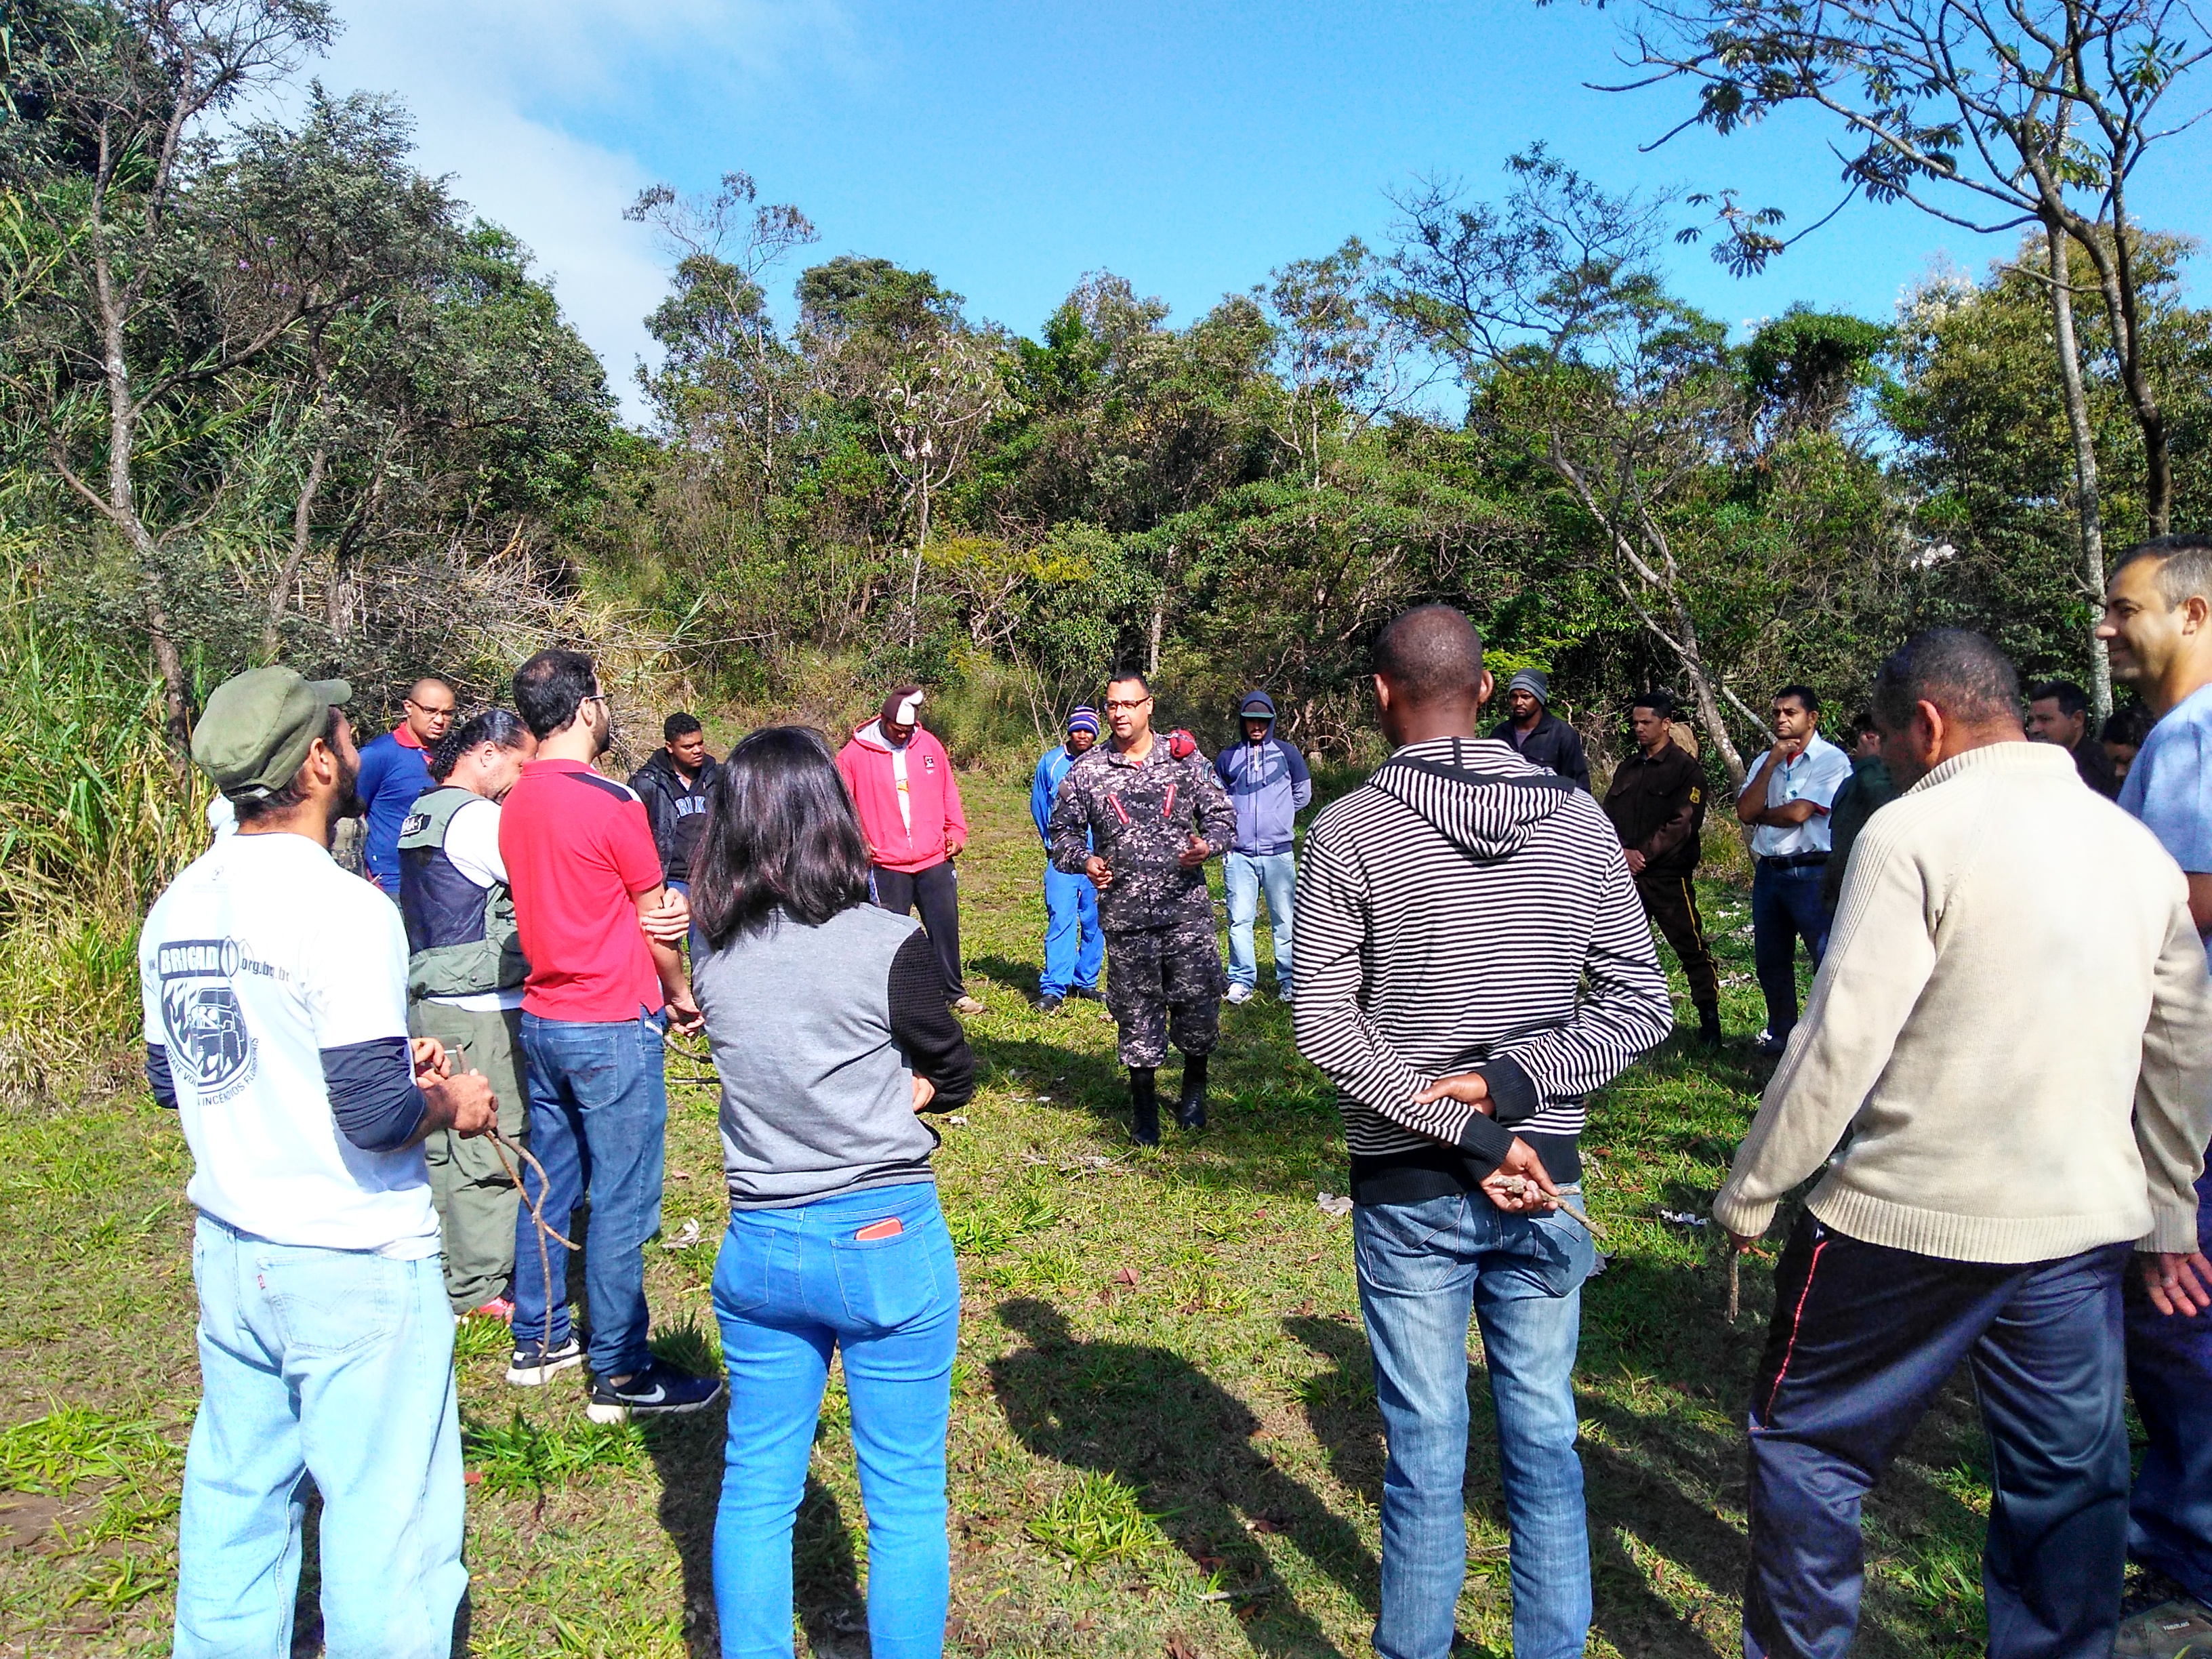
<box><xmin>1103</xmin><ymin>697</ymin><xmax>1151</xmax><ymax>712</ymax></box>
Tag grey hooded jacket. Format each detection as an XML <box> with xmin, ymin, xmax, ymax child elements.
<box><xmin>1292</xmin><ymin>735</ymin><xmax>1671</xmax><ymax>1202</ymax></box>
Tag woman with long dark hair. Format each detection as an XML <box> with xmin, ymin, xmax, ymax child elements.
<box><xmin>690</xmin><ymin>726</ymin><xmax>972</xmax><ymax>1659</ymax></box>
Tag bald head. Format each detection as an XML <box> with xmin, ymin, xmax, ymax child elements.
<box><xmin>401</xmin><ymin>676</ymin><xmax>457</xmax><ymax>744</ymax></box>
<box><xmin>1374</xmin><ymin>606</ymin><xmax>1484</xmax><ymax>706</ymax></box>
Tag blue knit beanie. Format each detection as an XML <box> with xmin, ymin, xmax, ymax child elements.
<box><xmin>1066</xmin><ymin>706</ymin><xmax>1101</xmax><ymax>737</ymax></box>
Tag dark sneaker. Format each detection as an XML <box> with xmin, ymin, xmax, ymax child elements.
<box><xmin>1753</xmin><ymin>1029</ymin><xmax>1790</xmax><ymax>1058</ymax></box>
<box><xmin>587</xmin><ymin>1359</ymin><xmax>726</xmax><ymax>1424</ymax></box>
<box><xmin>506</xmin><ymin>1335</ymin><xmax>583</xmax><ymax>1387</ymax></box>
<box><xmin>2114</xmin><ymin>1599</ymin><xmax>2212</xmax><ymax>1658</ymax></box>
<box><xmin>1069</xmin><ymin>985</ymin><xmax>1103</xmax><ymax>1002</ymax></box>
<box><xmin>1038</xmin><ymin>994</ymin><xmax>1064</xmax><ymax>1014</ymax></box>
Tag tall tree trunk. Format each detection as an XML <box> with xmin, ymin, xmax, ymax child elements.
<box><xmin>1147</xmin><ymin>542</ymin><xmax>1173</xmax><ymax>678</ymax></box>
<box><xmin>265</xmin><ymin>442</ymin><xmax>328</xmax><ymax>660</ymax></box>
<box><xmin>98</xmin><ymin>232</ymin><xmax>190</xmax><ymax>747</ymax></box>
<box><xmin>2086</xmin><ymin>175</ymin><xmax>2170</xmax><ymax>536</ymax></box>
<box><xmin>2045</xmin><ymin>219</ymin><xmax>2114</xmax><ymax>722</ymax></box>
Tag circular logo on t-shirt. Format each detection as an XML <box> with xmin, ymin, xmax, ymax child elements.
<box><xmin>156</xmin><ymin>937</ymin><xmax>258</xmax><ymax>1103</ymax></box>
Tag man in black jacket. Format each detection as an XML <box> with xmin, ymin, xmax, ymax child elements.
<box><xmin>630</xmin><ymin>714</ymin><xmax>719</xmax><ymax>888</ymax></box>
<box><xmin>1602</xmin><ymin>691</ymin><xmax>1721</xmax><ymax>1044</ymax></box>
<box><xmin>1490</xmin><ymin>668</ymin><xmax>1591</xmax><ymax>791</ymax></box>
<box><xmin>630</xmin><ymin>712</ymin><xmax>718</xmax><ymax>966</ymax></box>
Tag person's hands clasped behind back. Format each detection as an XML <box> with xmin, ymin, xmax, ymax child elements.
<box><xmin>1410</xmin><ymin>1069</ymin><xmax>1560</xmax><ymax>1215</ymax></box>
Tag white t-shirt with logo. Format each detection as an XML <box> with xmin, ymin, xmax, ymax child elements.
<box><xmin>139</xmin><ymin>830</ymin><xmax>439</xmax><ymax>1257</ymax></box>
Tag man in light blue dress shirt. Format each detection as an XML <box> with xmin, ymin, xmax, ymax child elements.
<box><xmin>1734</xmin><ymin>684</ymin><xmax>1852</xmax><ymax>1057</ymax></box>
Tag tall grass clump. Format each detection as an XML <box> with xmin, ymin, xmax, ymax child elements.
<box><xmin>0</xmin><ymin>535</ymin><xmax>205</xmax><ymax>1094</ymax></box>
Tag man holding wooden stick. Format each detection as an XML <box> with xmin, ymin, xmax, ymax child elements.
<box><xmin>1715</xmin><ymin>630</ymin><xmax>2212</xmax><ymax>1659</ymax></box>
<box><xmin>144</xmin><ymin>668</ymin><xmax>497</xmax><ymax>1656</ymax></box>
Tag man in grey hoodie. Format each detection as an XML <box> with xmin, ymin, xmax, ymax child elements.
<box><xmin>1214</xmin><ymin>690</ymin><xmax>1312</xmax><ymax>1004</ymax></box>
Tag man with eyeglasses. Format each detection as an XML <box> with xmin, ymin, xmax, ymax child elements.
<box><xmin>1048</xmin><ymin>668</ymin><xmax>1235</xmax><ymax>1145</ymax></box>
<box><xmin>358</xmin><ymin>677</ymin><xmax>457</xmax><ymax>898</ymax></box>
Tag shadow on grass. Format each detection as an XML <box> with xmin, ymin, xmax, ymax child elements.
<box><xmin>1282</xmin><ymin>1311</ymin><xmax>1738</xmax><ymax>1659</ymax></box>
<box><xmin>638</xmin><ymin>1399</ymin><xmax>870</xmax><ymax>1659</ymax></box>
<box><xmin>965</xmin><ymin>1026</ymin><xmax>1347</xmax><ymax>1206</ymax></box>
<box><xmin>641</xmin><ymin>1403</ymin><xmax>724</xmax><ymax>1659</ymax></box>
<box><xmin>991</xmin><ymin>1297</ymin><xmax>1374</xmax><ymax>1658</ymax></box>
<box><xmin>970</xmin><ymin>953</ymin><xmax>1048</xmax><ymax>1002</ymax></box>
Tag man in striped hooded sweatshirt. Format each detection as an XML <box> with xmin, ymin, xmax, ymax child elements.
<box><xmin>1294</xmin><ymin>605</ymin><xmax>1671</xmax><ymax>1659</ymax></box>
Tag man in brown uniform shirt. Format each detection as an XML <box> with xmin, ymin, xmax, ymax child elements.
<box><xmin>1603</xmin><ymin>691</ymin><xmax>1721</xmax><ymax>1044</ymax></box>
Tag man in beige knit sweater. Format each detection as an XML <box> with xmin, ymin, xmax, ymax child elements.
<box><xmin>1713</xmin><ymin>629</ymin><xmax>2212</xmax><ymax>1659</ymax></box>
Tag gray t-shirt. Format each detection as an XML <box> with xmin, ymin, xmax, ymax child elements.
<box><xmin>694</xmin><ymin>903</ymin><xmax>960</xmax><ymax>1208</ymax></box>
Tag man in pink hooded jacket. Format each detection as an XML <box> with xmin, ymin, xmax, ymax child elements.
<box><xmin>836</xmin><ymin>686</ymin><xmax>981</xmax><ymax>1013</ymax></box>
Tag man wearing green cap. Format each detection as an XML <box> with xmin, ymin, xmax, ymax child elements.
<box><xmin>141</xmin><ymin>665</ymin><xmax>497</xmax><ymax>1658</ymax></box>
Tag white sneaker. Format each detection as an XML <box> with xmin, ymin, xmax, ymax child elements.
<box><xmin>1225</xmin><ymin>983</ymin><xmax>1254</xmax><ymax>1005</ymax></box>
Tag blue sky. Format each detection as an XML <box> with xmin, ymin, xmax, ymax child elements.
<box><xmin>312</xmin><ymin>0</ymin><xmax>2211</xmax><ymax>423</ymax></box>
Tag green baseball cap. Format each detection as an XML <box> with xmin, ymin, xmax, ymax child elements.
<box><xmin>191</xmin><ymin>667</ymin><xmax>352</xmax><ymax>800</ymax></box>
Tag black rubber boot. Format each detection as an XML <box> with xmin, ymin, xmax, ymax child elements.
<box><xmin>1697</xmin><ymin>1003</ymin><xmax>1723</xmax><ymax>1046</ymax></box>
<box><xmin>1175</xmin><ymin>1053</ymin><xmax>1208</xmax><ymax>1131</ymax></box>
<box><xmin>1129</xmin><ymin>1067</ymin><xmax>1161</xmax><ymax>1146</ymax></box>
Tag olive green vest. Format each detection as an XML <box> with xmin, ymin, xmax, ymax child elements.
<box><xmin>396</xmin><ymin>785</ymin><xmax>527</xmax><ymax>1001</ymax></box>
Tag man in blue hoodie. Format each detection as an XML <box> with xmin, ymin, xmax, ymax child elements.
<box><xmin>1215</xmin><ymin>691</ymin><xmax>1313</xmax><ymax>1004</ymax></box>
<box><xmin>1029</xmin><ymin>708</ymin><xmax>1105</xmax><ymax>1012</ymax></box>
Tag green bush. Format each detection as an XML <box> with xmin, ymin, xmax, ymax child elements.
<box><xmin>0</xmin><ymin>537</ymin><xmax>206</xmax><ymax>1093</ymax></box>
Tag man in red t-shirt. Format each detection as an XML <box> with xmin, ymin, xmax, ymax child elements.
<box><xmin>499</xmin><ymin>649</ymin><xmax>721</xmax><ymax>1423</ymax></box>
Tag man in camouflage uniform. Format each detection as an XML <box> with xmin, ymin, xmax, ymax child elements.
<box><xmin>1048</xmin><ymin>669</ymin><xmax>1236</xmax><ymax>1145</ymax></box>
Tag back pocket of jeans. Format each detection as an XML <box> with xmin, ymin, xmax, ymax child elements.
<box><xmin>831</xmin><ymin>1213</ymin><xmax>944</xmax><ymax>1331</ymax></box>
<box><xmin>263</xmin><ymin>1250</ymin><xmax>405</xmax><ymax>1358</ymax></box>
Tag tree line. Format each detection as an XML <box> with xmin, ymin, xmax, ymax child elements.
<box><xmin>4</xmin><ymin>0</ymin><xmax>2207</xmax><ymax>781</ymax></box>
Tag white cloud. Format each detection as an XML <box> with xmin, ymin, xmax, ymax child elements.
<box><xmin>308</xmin><ymin>0</ymin><xmax>854</xmax><ymax>423</ymax></box>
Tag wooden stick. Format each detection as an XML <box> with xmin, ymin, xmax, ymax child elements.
<box><xmin>1726</xmin><ymin>1251</ymin><xmax>1741</xmax><ymax>1322</ymax></box>
<box><xmin>1498</xmin><ymin>1179</ymin><xmax>1609</xmax><ymax>1242</ymax></box>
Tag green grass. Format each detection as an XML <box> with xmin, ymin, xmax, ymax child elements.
<box><xmin>0</xmin><ymin>762</ymin><xmax>2000</xmax><ymax>1656</ymax></box>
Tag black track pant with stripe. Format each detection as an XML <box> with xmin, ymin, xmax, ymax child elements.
<box><xmin>1743</xmin><ymin>1212</ymin><xmax>2130</xmax><ymax>1659</ymax></box>
<box><xmin>1633</xmin><ymin>869</ymin><xmax>1719</xmax><ymax>1012</ymax></box>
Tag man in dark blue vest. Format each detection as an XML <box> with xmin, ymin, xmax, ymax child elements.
<box><xmin>398</xmin><ymin>709</ymin><xmax>535</xmax><ymax>1319</ymax></box>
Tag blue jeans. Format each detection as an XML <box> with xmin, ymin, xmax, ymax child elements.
<box><xmin>1751</xmin><ymin>859</ymin><xmax>1830</xmax><ymax>1039</ymax></box>
<box><xmin>1225</xmin><ymin>850</ymin><xmax>1296</xmax><ymax>991</ymax></box>
<box><xmin>1354</xmin><ymin>1190</ymin><xmax>1597</xmax><ymax>1659</ymax></box>
<box><xmin>669</xmin><ymin>878</ymin><xmax>708</xmax><ymax>972</ymax></box>
<box><xmin>712</xmin><ymin>1183</ymin><xmax>960</xmax><ymax>1658</ymax></box>
<box><xmin>176</xmin><ymin>1215</ymin><xmax>466</xmax><ymax>1658</ymax></box>
<box><xmin>1748</xmin><ymin>1215</ymin><xmax>2129</xmax><ymax>1659</ymax></box>
<box><xmin>513</xmin><ymin>1007</ymin><xmax>668</xmax><ymax>1378</ymax></box>
<box><xmin>2126</xmin><ymin>1166</ymin><xmax>2212</xmax><ymax>1601</ymax></box>
<box><xmin>1040</xmin><ymin>862</ymin><xmax>1103</xmax><ymax>997</ymax></box>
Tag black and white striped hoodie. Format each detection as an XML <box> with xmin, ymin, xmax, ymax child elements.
<box><xmin>1293</xmin><ymin>735</ymin><xmax>1673</xmax><ymax>1205</ymax></box>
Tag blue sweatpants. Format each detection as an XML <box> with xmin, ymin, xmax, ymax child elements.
<box><xmin>1040</xmin><ymin>863</ymin><xmax>1103</xmax><ymax>998</ymax></box>
<box><xmin>1744</xmin><ymin>1213</ymin><xmax>2129</xmax><ymax>1659</ymax></box>
<box><xmin>2125</xmin><ymin>1166</ymin><xmax>2212</xmax><ymax>1601</ymax></box>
